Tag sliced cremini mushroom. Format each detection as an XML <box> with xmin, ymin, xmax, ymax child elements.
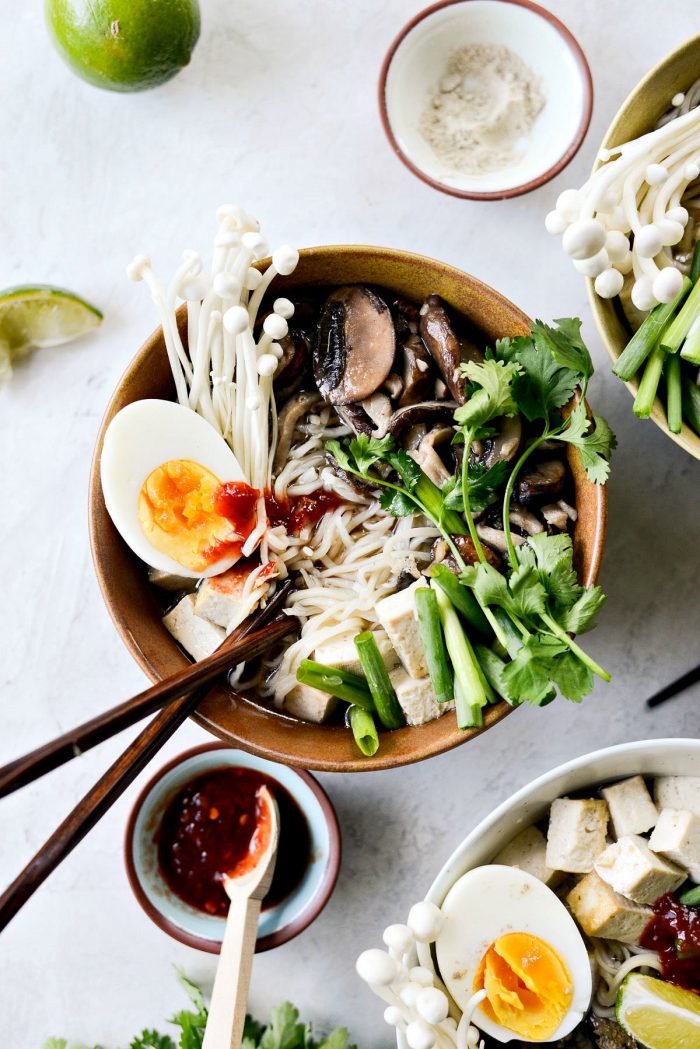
<box><xmin>485</xmin><ymin>414</ymin><xmax>522</xmax><ymax>468</ymax></box>
<box><xmin>403</xmin><ymin>423</ymin><xmax>427</xmax><ymax>451</ymax></box>
<box><xmin>419</xmin><ymin>294</ymin><xmax>484</xmax><ymax>404</ymax></box>
<box><xmin>387</xmin><ymin>400</ymin><xmax>458</xmax><ymax>436</ymax></box>
<box><xmin>399</xmin><ymin>334</ymin><xmax>434</xmax><ymax>406</ymax></box>
<box><xmin>313</xmin><ymin>285</ymin><xmax>395</xmax><ymax>404</ymax></box>
<box><xmin>335</xmin><ymin>402</ymin><xmax>375</xmax><ymax>436</ymax></box>
<box><xmin>383</xmin><ymin>372</ymin><xmax>404</xmax><ymax>400</ymax></box>
<box><xmin>431</xmin><ymin>534</ymin><xmax>501</xmax><ymax>572</ymax></box>
<box><xmin>476</xmin><ymin>524</ymin><xmax>526</xmax><ymax>553</ymax></box>
<box><xmin>516</xmin><ymin>459</ymin><xmax>566</xmax><ymax>507</ymax></box>
<box><xmin>273</xmin><ymin>328</ymin><xmax>310</xmax><ymax>400</ymax></box>
<box><xmin>509</xmin><ymin>504</ymin><xmax>545</xmax><ymax>536</ymax></box>
<box><xmin>410</xmin><ymin>426</ymin><xmax>454</xmax><ymax>486</ymax></box>
<box><xmin>359</xmin><ymin>392</ymin><xmax>394</xmax><ymax>438</ymax></box>
<box><xmin>541</xmin><ymin>504</ymin><xmax>569</xmax><ymax>531</ymax></box>
<box><xmin>273</xmin><ymin>391</ymin><xmax>322</xmax><ymax>472</ymax></box>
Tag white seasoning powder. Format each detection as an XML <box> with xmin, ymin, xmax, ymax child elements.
<box><xmin>420</xmin><ymin>44</ymin><xmax>545</xmax><ymax>176</ymax></box>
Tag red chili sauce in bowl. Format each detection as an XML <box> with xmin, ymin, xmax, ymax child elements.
<box><xmin>157</xmin><ymin>767</ymin><xmax>311</xmax><ymax>917</ymax></box>
<box><xmin>641</xmin><ymin>892</ymin><xmax>700</xmax><ymax>992</ymax></box>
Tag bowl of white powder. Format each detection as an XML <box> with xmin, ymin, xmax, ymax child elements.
<box><xmin>379</xmin><ymin>0</ymin><xmax>592</xmax><ymax>200</ymax></box>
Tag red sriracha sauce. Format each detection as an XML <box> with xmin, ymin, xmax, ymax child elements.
<box><xmin>265</xmin><ymin>489</ymin><xmax>342</xmax><ymax>535</ymax></box>
<box><xmin>157</xmin><ymin>767</ymin><xmax>310</xmax><ymax>917</ymax></box>
<box><xmin>640</xmin><ymin>892</ymin><xmax>700</xmax><ymax>992</ymax></box>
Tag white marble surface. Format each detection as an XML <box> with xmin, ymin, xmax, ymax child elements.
<box><xmin>1</xmin><ymin>2</ymin><xmax>699</xmax><ymax>1045</ymax></box>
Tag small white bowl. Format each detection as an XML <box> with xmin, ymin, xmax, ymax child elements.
<box><xmin>379</xmin><ymin>0</ymin><xmax>593</xmax><ymax>199</ymax></box>
<box><xmin>413</xmin><ymin>738</ymin><xmax>700</xmax><ymax>988</ymax></box>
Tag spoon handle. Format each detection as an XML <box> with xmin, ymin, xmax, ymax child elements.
<box><xmin>203</xmin><ymin>895</ymin><xmax>262</xmax><ymax>1049</ymax></box>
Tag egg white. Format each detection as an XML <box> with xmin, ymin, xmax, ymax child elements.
<box><xmin>435</xmin><ymin>865</ymin><xmax>592</xmax><ymax>1044</ymax></box>
<box><xmin>101</xmin><ymin>399</ymin><xmax>246</xmax><ymax>578</ymax></box>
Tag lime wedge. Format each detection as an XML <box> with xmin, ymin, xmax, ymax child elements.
<box><xmin>616</xmin><ymin>973</ymin><xmax>700</xmax><ymax>1049</ymax></box>
<box><xmin>0</xmin><ymin>285</ymin><xmax>102</xmax><ymax>382</ymax></box>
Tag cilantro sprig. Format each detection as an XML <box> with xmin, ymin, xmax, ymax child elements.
<box><xmin>44</xmin><ymin>974</ymin><xmax>357</xmax><ymax>1049</ymax></box>
<box><xmin>326</xmin><ymin>315</ymin><xmax>613</xmax><ymax>710</ymax></box>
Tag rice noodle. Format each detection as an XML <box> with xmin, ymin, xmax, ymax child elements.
<box><xmin>261</xmin><ymin>404</ymin><xmax>440</xmax><ymax>705</ymax></box>
<box><xmin>591</xmin><ymin>939</ymin><xmax>662</xmax><ymax>1016</ymax></box>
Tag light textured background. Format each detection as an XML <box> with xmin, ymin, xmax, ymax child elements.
<box><xmin>1</xmin><ymin>2</ymin><xmax>699</xmax><ymax>1045</ymax></box>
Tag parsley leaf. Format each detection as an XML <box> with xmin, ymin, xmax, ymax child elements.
<box><xmin>558</xmin><ymin>411</ymin><xmax>617</xmax><ymax>484</ymax></box>
<box><xmin>532</xmin><ymin>317</ymin><xmax>594</xmax><ymax>380</ymax></box>
<box><xmin>454</xmin><ymin>359</ymin><xmax>521</xmax><ymax>428</ymax></box>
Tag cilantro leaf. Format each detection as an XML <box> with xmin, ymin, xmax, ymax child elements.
<box><xmin>519</xmin><ymin>533</ymin><xmax>582</xmax><ymax>612</ymax></box>
<box><xmin>508</xmin><ymin>562</ymin><xmax>547</xmax><ymax>619</ymax></box>
<box><xmin>454</xmin><ymin>359</ymin><xmax>521</xmax><ymax>428</ymax></box>
<box><xmin>510</xmin><ymin>338</ymin><xmax>579</xmax><ymax>422</ymax></box>
<box><xmin>385</xmin><ymin>446</ymin><xmax>423</xmax><ymax>492</ymax></box>
<box><xmin>316</xmin><ymin>1030</ymin><xmax>356</xmax><ymax>1049</ymax></box>
<box><xmin>260</xmin><ymin>1003</ymin><xmax>305</xmax><ymax>1049</ymax></box>
<box><xmin>379</xmin><ymin>488</ymin><xmax>415</xmax><ymax>517</ymax></box>
<box><xmin>548</xmin><ymin>650</ymin><xmax>595</xmax><ymax>702</ymax></box>
<box><xmin>532</xmin><ymin>317</ymin><xmax>594</xmax><ymax>381</ymax></box>
<box><xmin>558</xmin><ymin>412</ymin><xmax>616</xmax><ymax>484</ymax></box>
<box><xmin>462</xmin><ymin>561</ymin><xmax>544</xmax><ymax>623</ymax></box>
<box><xmin>348</xmin><ymin>433</ymin><xmax>395</xmax><ymax>473</ymax></box>
<box><xmin>502</xmin><ymin>636</ymin><xmax>567</xmax><ymax>705</ymax></box>
<box><xmin>131</xmin><ymin>1032</ymin><xmax>176</xmax><ymax>1049</ymax></box>
<box><xmin>443</xmin><ymin>459</ymin><xmax>508</xmax><ymax>514</ymax></box>
<box><xmin>559</xmin><ymin>585</ymin><xmax>607</xmax><ymax>635</ymax></box>
<box><xmin>325</xmin><ymin>439</ymin><xmax>354</xmax><ymax>473</ymax></box>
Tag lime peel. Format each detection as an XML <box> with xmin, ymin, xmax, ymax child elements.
<box><xmin>616</xmin><ymin>972</ymin><xmax>700</xmax><ymax>1049</ymax></box>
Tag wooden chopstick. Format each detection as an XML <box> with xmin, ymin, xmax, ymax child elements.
<box><xmin>0</xmin><ymin>583</ymin><xmax>295</xmax><ymax>932</ymax></box>
<box><xmin>646</xmin><ymin>661</ymin><xmax>700</xmax><ymax>708</ymax></box>
<box><xmin>0</xmin><ymin>614</ymin><xmax>295</xmax><ymax>799</ymax></box>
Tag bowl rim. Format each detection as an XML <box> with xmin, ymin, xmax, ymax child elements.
<box><xmin>377</xmin><ymin>0</ymin><xmax>594</xmax><ymax>201</ymax></box>
<box><xmin>123</xmin><ymin>741</ymin><xmax>342</xmax><ymax>954</ymax></box>
<box><xmin>587</xmin><ymin>30</ymin><xmax>700</xmax><ymax>459</ymax></box>
<box><xmin>89</xmin><ymin>243</ymin><xmax>607</xmax><ymax>772</ymax></box>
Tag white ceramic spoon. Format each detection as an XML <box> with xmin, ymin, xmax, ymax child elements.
<box><xmin>202</xmin><ymin>786</ymin><xmax>280</xmax><ymax>1049</ymax></box>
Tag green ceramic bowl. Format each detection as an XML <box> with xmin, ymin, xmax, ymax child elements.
<box><xmin>587</xmin><ymin>32</ymin><xmax>700</xmax><ymax>459</ymax></box>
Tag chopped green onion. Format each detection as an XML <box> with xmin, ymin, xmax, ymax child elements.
<box><xmin>679</xmin><ymin>884</ymin><xmax>700</xmax><ymax>906</ymax></box>
<box><xmin>660</xmin><ymin>277</ymin><xmax>700</xmax><ymax>353</ymax></box>
<box><xmin>613</xmin><ymin>277</ymin><xmax>691</xmax><ymax>380</ymax></box>
<box><xmin>430</xmin><ymin>563</ymin><xmax>491</xmax><ymax>637</ymax></box>
<box><xmin>348</xmin><ymin>706</ymin><xmax>379</xmax><ymax>757</ymax></box>
<box><xmin>353</xmin><ymin>631</ymin><xmax>405</xmax><ymax>729</ymax></box>
<box><xmin>633</xmin><ymin>344</ymin><xmax>667</xmax><ymax>418</ymax></box>
<box><xmin>682</xmin><ymin>375</ymin><xmax>700</xmax><ymax>435</ymax></box>
<box><xmin>666</xmin><ymin>353</ymin><xmax>683</xmax><ymax>434</ymax></box>
<box><xmin>691</xmin><ymin>240</ymin><xmax>700</xmax><ymax>285</ymax></box>
<box><xmin>432</xmin><ymin>584</ymin><xmax>487</xmax><ymax>729</ymax></box>
<box><xmin>296</xmin><ymin>659</ymin><xmax>374</xmax><ymax>710</ymax></box>
<box><xmin>680</xmin><ymin>313</ymin><xmax>700</xmax><ymax>366</ymax></box>
<box><xmin>415</xmin><ymin>587</ymin><xmax>454</xmax><ymax>704</ymax></box>
<box><xmin>474</xmin><ymin>644</ymin><xmax>515</xmax><ymax>704</ymax></box>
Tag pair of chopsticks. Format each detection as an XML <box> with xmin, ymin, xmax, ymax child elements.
<box><xmin>0</xmin><ymin>581</ymin><xmax>297</xmax><ymax>932</ymax></box>
<box><xmin>646</xmin><ymin>661</ymin><xmax>700</xmax><ymax>708</ymax></box>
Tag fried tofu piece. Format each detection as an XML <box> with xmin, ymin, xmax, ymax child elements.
<box><xmin>388</xmin><ymin>666</ymin><xmax>452</xmax><ymax>726</ymax></box>
<box><xmin>493</xmin><ymin>826</ymin><xmax>563</xmax><ymax>888</ymax></box>
<box><xmin>653</xmin><ymin>777</ymin><xmax>700</xmax><ymax>819</ymax></box>
<box><xmin>314</xmin><ymin>630</ymin><xmax>399</xmax><ymax>678</ymax></box>
<box><xmin>601</xmin><ymin>776</ymin><xmax>658</xmax><ymax>838</ymax></box>
<box><xmin>567</xmin><ymin>871</ymin><xmax>653</xmax><ymax>943</ymax></box>
<box><xmin>375</xmin><ymin>581</ymin><xmax>428</xmax><ymax>679</ymax></box>
<box><xmin>283</xmin><ymin>683</ymin><xmax>338</xmax><ymax>724</ymax></box>
<box><xmin>162</xmin><ymin>594</ymin><xmax>225</xmax><ymax>661</ymax></box>
<box><xmin>195</xmin><ymin>562</ymin><xmax>271</xmax><ymax>629</ymax></box>
<box><xmin>649</xmin><ymin>808</ymin><xmax>700</xmax><ymax>881</ymax></box>
<box><xmin>546</xmin><ymin>798</ymin><xmax>609</xmax><ymax>874</ymax></box>
<box><xmin>594</xmin><ymin>835</ymin><xmax>686</xmax><ymax>904</ymax></box>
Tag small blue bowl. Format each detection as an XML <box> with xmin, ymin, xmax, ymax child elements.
<box><xmin>125</xmin><ymin>743</ymin><xmax>341</xmax><ymax>953</ymax></box>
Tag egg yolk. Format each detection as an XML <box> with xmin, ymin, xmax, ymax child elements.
<box><xmin>138</xmin><ymin>460</ymin><xmax>255</xmax><ymax>572</ymax></box>
<box><xmin>474</xmin><ymin>932</ymin><xmax>573</xmax><ymax>1041</ymax></box>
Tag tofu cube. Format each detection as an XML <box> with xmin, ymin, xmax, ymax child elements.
<box><xmin>653</xmin><ymin>777</ymin><xmax>700</xmax><ymax>819</ymax></box>
<box><xmin>195</xmin><ymin>563</ymin><xmax>270</xmax><ymax>629</ymax></box>
<box><xmin>567</xmin><ymin>871</ymin><xmax>653</xmax><ymax>943</ymax></box>
<box><xmin>162</xmin><ymin>594</ymin><xmax>225</xmax><ymax>661</ymax></box>
<box><xmin>546</xmin><ymin>798</ymin><xmax>609</xmax><ymax>873</ymax></box>
<box><xmin>594</xmin><ymin>835</ymin><xmax>686</xmax><ymax>904</ymax></box>
<box><xmin>602</xmin><ymin>776</ymin><xmax>658</xmax><ymax>838</ymax></box>
<box><xmin>283</xmin><ymin>683</ymin><xmax>338</xmax><ymax>724</ymax></box>
<box><xmin>148</xmin><ymin>567</ymin><xmax>197</xmax><ymax>592</ymax></box>
<box><xmin>314</xmin><ymin>630</ymin><xmax>399</xmax><ymax>678</ymax></box>
<box><xmin>389</xmin><ymin>667</ymin><xmax>453</xmax><ymax>726</ymax></box>
<box><xmin>375</xmin><ymin>581</ymin><xmax>428</xmax><ymax>679</ymax></box>
<box><xmin>649</xmin><ymin>808</ymin><xmax>700</xmax><ymax>881</ymax></box>
<box><xmin>493</xmin><ymin>826</ymin><xmax>563</xmax><ymax>888</ymax></box>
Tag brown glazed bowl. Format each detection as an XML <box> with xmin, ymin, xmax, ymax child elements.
<box><xmin>89</xmin><ymin>245</ymin><xmax>608</xmax><ymax>772</ymax></box>
<box><xmin>587</xmin><ymin>32</ymin><xmax>700</xmax><ymax>460</ymax></box>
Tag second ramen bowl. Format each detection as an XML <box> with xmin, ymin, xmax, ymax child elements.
<box><xmin>89</xmin><ymin>245</ymin><xmax>607</xmax><ymax>772</ymax></box>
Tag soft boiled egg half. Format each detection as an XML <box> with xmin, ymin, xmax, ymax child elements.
<box><xmin>435</xmin><ymin>865</ymin><xmax>592</xmax><ymax>1043</ymax></box>
<box><xmin>101</xmin><ymin>399</ymin><xmax>254</xmax><ymax>578</ymax></box>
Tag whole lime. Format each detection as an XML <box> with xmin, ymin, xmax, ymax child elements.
<box><xmin>45</xmin><ymin>0</ymin><xmax>201</xmax><ymax>92</ymax></box>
